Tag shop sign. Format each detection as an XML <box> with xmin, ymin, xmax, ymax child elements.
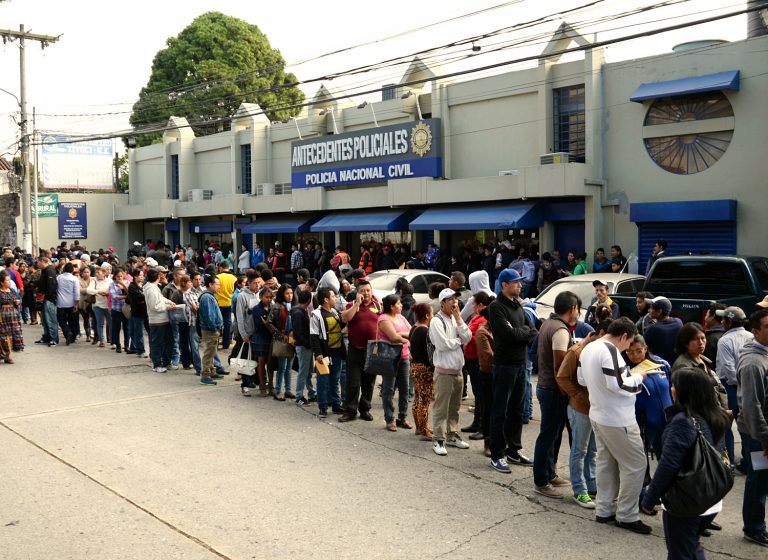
<box><xmin>291</xmin><ymin>118</ymin><xmax>442</xmax><ymax>188</ymax></box>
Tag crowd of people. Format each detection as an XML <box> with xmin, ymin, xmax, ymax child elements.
<box><xmin>3</xmin><ymin>235</ymin><xmax>767</xmax><ymax>559</ymax></box>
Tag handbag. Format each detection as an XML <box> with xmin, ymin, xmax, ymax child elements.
<box><xmin>271</xmin><ymin>338</ymin><xmax>295</xmax><ymax>358</ymax></box>
<box><xmin>364</xmin><ymin>320</ymin><xmax>402</xmax><ymax>377</ymax></box>
<box><xmin>661</xmin><ymin>416</ymin><xmax>734</xmax><ymax>517</ymax></box>
<box><xmin>122</xmin><ymin>303</ymin><xmax>132</xmax><ymax>320</ymax></box>
<box><xmin>231</xmin><ymin>343</ymin><xmax>257</xmax><ymax>375</ymax></box>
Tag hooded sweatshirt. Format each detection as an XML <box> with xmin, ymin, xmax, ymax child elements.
<box><xmin>461</xmin><ymin>270</ymin><xmax>495</xmax><ymax>322</ymax></box>
<box><xmin>737</xmin><ymin>341</ymin><xmax>768</xmax><ymax>447</ymax></box>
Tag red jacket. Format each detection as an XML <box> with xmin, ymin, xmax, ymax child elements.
<box><xmin>464</xmin><ymin>314</ymin><xmax>487</xmax><ymax>360</ymax></box>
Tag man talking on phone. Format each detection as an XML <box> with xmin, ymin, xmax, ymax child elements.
<box><xmin>339</xmin><ymin>280</ymin><xmax>380</xmax><ymax>422</ymax></box>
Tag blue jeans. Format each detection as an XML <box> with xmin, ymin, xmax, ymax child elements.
<box><xmin>170</xmin><ymin>320</ymin><xmax>180</xmax><ymax>365</ymax></box>
<box><xmin>276</xmin><ymin>357</ymin><xmax>293</xmax><ymax>394</ymax></box>
<box><xmin>42</xmin><ymin>300</ymin><xmax>58</xmax><ymax>343</ymax></box>
<box><xmin>533</xmin><ymin>385</ymin><xmax>569</xmax><ymax>486</ymax></box>
<box><xmin>740</xmin><ymin>432</ymin><xmax>768</xmax><ymax>534</ymax></box>
<box><xmin>129</xmin><ymin>316</ymin><xmax>147</xmax><ymax>355</ymax></box>
<box><xmin>177</xmin><ymin>322</ymin><xmax>192</xmax><ymax>368</ymax></box>
<box><xmin>92</xmin><ymin>307</ymin><xmax>108</xmax><ymax>343</ymax></box>
<box><xmin>381</xmin><ymin>358</ymin><xmax>410</xmax><ymax>422</ymax></box>
<box><xmin>725</xmin><ymin>383</ymin><xmax>740</xmax><ymax>465</ymax></box>
<box><xmin>567</xmin><ymin>405</ymin><xmax>596</xmax><ymax>496</ymax></box>
<box><xmin>316</xmin><ymin>349</ymin><xmax>342</xmax><ymax>412</ymax></box>
<box><xmin>489</xmin><ymin>362</ymin><xmax>526</xmax><ymax>460</ymax></box>
<box><xmin>524</xmin><ymin>358</ymin><xmax>533</xmax><ymax>420</ymax></box>
<box><xmin>220</xmin><ymin>306</ymin><xmax>232</xmax><ymax>349</ymax></box>
<box><xmin>111</xmin><ymin>309</ymin><xmax>129</xmax><ymax>350</ymax></box>
<box><xmin>294</xmin><ymin>345</ymin><xmax>315</xmax><ymax>400</ymax></box>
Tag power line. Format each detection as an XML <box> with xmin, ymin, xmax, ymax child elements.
<box><xmin>32</xmin><ymin>2</ymin><xmax>760</xmax><ymax>146</ymax></box>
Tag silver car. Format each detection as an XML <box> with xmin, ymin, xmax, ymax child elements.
<box><xmin>533</xmin><ymin>272</ymin><xmax>646</xmax><ymax>321</ymax></box>
<box><xmin>367</xmin><ymin>269</ymin><xmax>450</xmax><ymax>304</ymax></box>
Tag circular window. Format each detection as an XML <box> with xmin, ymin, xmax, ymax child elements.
<box><xmin>643</xmin><ymin>91</ymin><xmax>734</xmax><ymax>175</ymax></box>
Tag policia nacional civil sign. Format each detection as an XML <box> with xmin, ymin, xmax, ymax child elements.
<box><xmin>290</xmin><ymin>119</ymin><xmax>442</xmax><ymax>188</ymax></box>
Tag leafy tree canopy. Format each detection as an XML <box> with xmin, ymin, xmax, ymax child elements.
<box><xmin>129</xmin><ymin>12</ymin><xmax>303</xmax><ymax>146</ymax></box>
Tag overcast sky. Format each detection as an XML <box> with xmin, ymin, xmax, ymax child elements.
<box><xmin>0</xmin><ymin>0</ymin><xmax>750</xmax><ymax>155</ymax></box>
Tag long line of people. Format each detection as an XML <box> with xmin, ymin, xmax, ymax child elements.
<box><xmin>4</xmin><ymin>238</ymin><xmax>768</xmax><ymax>559</ymax></box>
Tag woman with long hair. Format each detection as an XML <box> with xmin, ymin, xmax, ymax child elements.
<box><xmin>0</xmin><ymin>270</ymin><xmax>22</xmax><ymax>361</ymax></box>
<box><xmin>377</xmin><ymin>294</ymin><xmax>412</xmax><ymax>432</ymax></box>
<box><xmin>623</xmin><ymin>334</ymin><xmax>672</xmax><ymax>460</ymax></box>
<box><xmin>641</xmin><ymin>367</ymin><xmax>731</xmax><ymax>559</ymax></box>
<box><xmin>272</xmin><ymin>284</ymin><xmax>295</xmax><ymax>401</ymax></box>
<box><xmin>108</xmin><ymin>269</ymin><xmax>130</xmax><ymax>353</ymax></box>
<box><xmin>672</xmin><ymin>323</ymin><xmax>729</xmax><ymax>411</ymax></box>
<box><xmin>87</xmin><ymin>266</ymin><xmax>111</xmax><ymax>348</ymax></box>
<box><xmin>78</xmin><ymin>266</ymin><xmax>95</xmax><ymax>342</ymax></box>
<box><xmin>19</xmin><ymin>261</ymin><xmax>36</xmax><ymax>325</ymax></box>
<box><xmin>409</xmin><ymin>302</ymin><xmax>434</xmax><ymax>440</ymax></box>
<box><xmin>251</xmin><ymin>287</ymin><xmax>276</xmax><ymax>397</ymax></box>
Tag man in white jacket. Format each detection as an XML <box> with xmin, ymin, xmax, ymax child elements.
<box><xmin>143</xmin><ymin>267</ymin><xmax>176</xmax><ymax>373</ymax></box>
<box><xmin>431</xmin><ymin>288</ymin><xmax>472</xmax><ymax>456</ymax></box>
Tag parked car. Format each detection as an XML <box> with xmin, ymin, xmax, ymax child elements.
<box><xmin>611</xmin><ymin>256</ymin><xmax>768</xmax><ymax>323</ymax></box>
<box><xmin>533</xmin><ymin>273</ymin><xmax>646</xmax><ymax>321</ymax></box>
<box><xmin>367</xmin><ymin>269</ymin><xmax>450</xmax><ymax>304</ymax></box>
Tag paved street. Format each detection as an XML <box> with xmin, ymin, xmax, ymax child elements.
<box><xmin>0</xmin><ymin>325</ymin><xmax>758</xmax><ymax>560</ymax></box>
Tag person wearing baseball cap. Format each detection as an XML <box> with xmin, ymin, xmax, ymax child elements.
<box><xmin>487</xmin><ymin>266</ymin><xmax>538</xmax><ymax>472</ymax></box>
<box><xmin>643</xmin><ymin>297</ymin><xmax>682</xmax><ymax>365</ymax></box>
<box><xmin>584</xmin><ymin>279</ymin><xmax>619</xmax><ymax>329</ymax></box>
<box><xmin>715</xmin><ymin>305</ymin><xmax>753</xmax><ymax>471</ymax></box>
<box><xmin>430</xmin><ymin>287</ymin><xmax>472</xmax><ymax>456</ymax></box>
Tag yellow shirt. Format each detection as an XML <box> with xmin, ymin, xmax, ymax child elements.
<box><xmin>216</xmin><ymin>272</ymin><xmax>237</xmax><ymax>307</ymax></box>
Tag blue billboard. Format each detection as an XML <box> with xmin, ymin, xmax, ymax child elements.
<box><xmin>290</xmin><ymin>118</ymin><xmax>442</xmax><ymax>188</ymax></box>
<box><xmin>58</xmin><ymin>202</ymin><xmax>87</xmax><ymax>239</ymax></box>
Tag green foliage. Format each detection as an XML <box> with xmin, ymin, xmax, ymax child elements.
<box><xmin>129</xmin><ymin>12</ymin><xmax>304</xmax><ymax>146</ymax></box>
<box><xmin>114</xmin><ymin>152</ymin><xmax>129</xmax><ymax>192</ymax></box>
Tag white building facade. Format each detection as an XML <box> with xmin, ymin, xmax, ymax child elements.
<box><xmin>116</xmin><ymin>25</ymin><xmax>768</xmax><ymax>270</ymax></box>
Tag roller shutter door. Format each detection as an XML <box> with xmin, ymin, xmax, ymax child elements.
<box><xmin>637</xmin><ymin>221</ymin><xmax>736</xmax><ymax>273</ymax></box>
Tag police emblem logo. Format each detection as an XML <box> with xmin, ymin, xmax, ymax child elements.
<box><xmin>68</xmin><ymin>208</ymin><xmax>77</xmax><ymax>219</ymax></box>
<box><xmin>410</xmin><ymin>122</ymin><xmax>432</xmax><ymax>158</ymax></box>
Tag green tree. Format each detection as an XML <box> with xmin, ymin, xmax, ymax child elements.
<box><xmin>113</xmin><ymin>152</ymin><xmax>129</xmax><ymax>192</ymax></box>
<box><xmin>129</xmin><ymin>12</ymin><xmax>304</xmax><ymax>146</ymax></box>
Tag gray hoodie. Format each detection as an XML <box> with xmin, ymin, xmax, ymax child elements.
<box><xmin>461</xmin><ymin>270</ymin><xmax>495</xmax><ymax>322</ymax></box>
<box><xmin>737</xmin><ymin>341</ymin><xmax>768</xmax><ymax>447</ymax></box>
<box><xmin>235</xmin><ymin>286</ymin><xmax>259</xmax><ymax>338</ymax></box>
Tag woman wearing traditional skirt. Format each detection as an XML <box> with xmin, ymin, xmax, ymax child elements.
<box><xmin>0</xmin><ymin>270</ymin><xmax>23</xmax><ymax>362</ymax></box>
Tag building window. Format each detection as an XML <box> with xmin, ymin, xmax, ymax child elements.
<box><xmin>240</xmin><ymin>144</ymin><xmax>252</xmax><ymax>194</ymax></box>
<box><xmin>170</xmin><ymin>155</ymin><xmax>179</xmax><ymax>200</ymax></box>
<box><xmin>553</xmin><ymin>85</ymin><xmax>585</xmax><ymax>163</ymax></box>
<box><xmin>643</xmin><ymin>91</ymin><xmax>734</xmax><ymax>175</ymax></box>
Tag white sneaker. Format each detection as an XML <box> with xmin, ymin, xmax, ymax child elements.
<box><xmin>168</xmin><ymin>364</ymin><xmax>181</xmax><ymax>371</ymax></box>
<box><xmin>153</xmin><ymin>367</ymin><xmax>167</xmax><ymax>373</ymax></box>
<box><xmin>446</xmin><ymin>434</ymin><xmax>470</xmax><ymax>449</ymax></box>
<box><xmin>433</xmin><ymin>441</ymin><xmax>448</xmax><ymax>456</ymax></box>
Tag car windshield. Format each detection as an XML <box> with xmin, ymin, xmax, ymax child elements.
<box><xmin>536</xmin><ymin>280</ymin><xmax>614</xmax><ymax>309</ymax></box>
<box><xmin>367</xmin><ymin>273</ymin><xmax>403</xmax><ymax>291</ymax></box>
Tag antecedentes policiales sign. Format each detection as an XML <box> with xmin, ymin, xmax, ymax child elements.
<box><xmin>290</xmin><ymin>118</ymin><xmax>442</xmax><ymax>188</ymax></box>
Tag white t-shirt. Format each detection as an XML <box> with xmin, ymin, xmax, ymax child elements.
<box><xmin>577</xmin><ymin>340</ymin><xmax>644</xmax><ymax>427</ymax></box>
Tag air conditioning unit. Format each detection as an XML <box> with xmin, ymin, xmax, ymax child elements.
<box><xmin>540</xmin><ymin>152</ymin><xmax>570</xmax><ymax>165</ymax></box>
<box><xmin>188</xmin><ymin>189</ymin><xmax>213</xmax><ymax>202</ymax></box>
<box><xmin>498</xmin><ymin>170</ymin><xmax>519</xmax><ymax>176</ymax></box>
<box><xmin>251</xmin><ymin>183</ymin><xmax>275</xmax><ymax>196</ymax></box>
<box><xmin>274</xmin><ymin>182</ymin><xmax>292</xmax><ymax>195</ymax></box>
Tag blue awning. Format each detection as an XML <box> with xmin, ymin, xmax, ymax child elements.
<box><xmin>310</xmin><ymin>209</ymin><xmax>414</xmax><ymax>232</ymax></box>
<box><xmin>409</xmin><ymin>203</ymin><xmax>543</xmax><ymax>231</ymax></box>
<box><xmin>630</xmin><ymin>70</ymin><xmax>739</xmax><ymax>102</ymax></box>
<box><xmin>630</xmin><ymin>199</ymin><xmax>736</xmax><ymax>223</ymax></box>
<box><xmin>241</xmin><ymin>215</ymin><xmax>316</xmax><ymax>234</ymax></box>
<box><xmin>189</xmin><ymin>220</ymin><xmax>232</xmax><ymax>234</ymax></box>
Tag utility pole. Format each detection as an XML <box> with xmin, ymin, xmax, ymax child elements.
<box><xmin>32</xmin><ymin>106</ymin><xmax>40</xmax><ymax>256</ymax></box>
<box><xmin>0</xmin><ymin>25</ymin><xmax>60</xmax><ymax>254</ymax></box>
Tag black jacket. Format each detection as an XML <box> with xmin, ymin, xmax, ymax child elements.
<box><xmin>127</xmin><ymin>281</ymin><xmax>147</xmax><ymax>318</ymax></box>
<box><xmin>641</xmin><ymin>411</ymin><xmax>722</xmax><ymax>510</ymax></box>
<box><xmin>488</xmin><ymin>293</ymin><xmax>537</xmax><ymax>365</ymax></box>
<box><xmin>290</xmin><ymin>305</ymin><xmax>311</xmax><ymax>348</ymax></box>
<box><xmin>38</xmin><ymin>265</ymin><xmax>58</xmax><ymax>303</ymax></box>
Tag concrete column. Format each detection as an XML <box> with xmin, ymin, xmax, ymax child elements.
<box><xmin>584</xmin><ymin>194</ymin><xmax>600</xmax><ymax>260</ymax></box>
<box><xmin>539</xmin><ymin>222</ymin><xmax>555</xmax><ymax>254</ymax></box>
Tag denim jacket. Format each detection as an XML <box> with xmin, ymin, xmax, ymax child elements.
<box><xmin>198</xmin><ymin>291</ymin><xmax>223</xmax><ymax>333</ymax></box>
